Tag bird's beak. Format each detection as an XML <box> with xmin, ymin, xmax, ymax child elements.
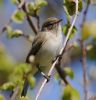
<box><xmin>54</xmin><ymin>19</ymin><xmax>63</xmax><ymax>24</ymax></box>
<box><xmin>57</xmin><ymin>19</ymin><xmax>63</xmax><ymax>23</ymax></box>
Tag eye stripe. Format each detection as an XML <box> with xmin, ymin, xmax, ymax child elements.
<box><xmin>41</xmin><ymin>18</ymin><xmax>62</xmax><ymax>31</ymax></box>
<box><xmin>44</xmin><ymin>23</ymin><xmax>52</xmax><ymax>27</ymax></box>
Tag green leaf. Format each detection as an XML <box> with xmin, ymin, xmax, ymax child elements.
<box><xmin>64</xmin><ymin>67</ymin><xmax>74</xmax><ymax>79</ymax></box>
<box><xmin>9</xmin><ymin>63</ymin><xmax>31</xmax><ymax>86</ymax></box>
<box><xmin>10</xmin><ymin>0</ymin><xmax>19</xmax><ymax>5</ymax></box>
<box><xmin>64</xmin><ymin>0</ymin><xmax>83</xmax><ymax>16</ymax></box>
<box><xmin>0</xmin><ymin>0</ymin><xmax>3</xmax><ymax>6</ymax></box>
<box><xmin>6</xmin><ymin>26</ymin><xmax>14</xmax><ymax>38</ymax></box>
<box><xmin>0</xmin><ymin>43</ymin><xmax>5</xmax><ymax>54</ymax></box>
<box><xmin>19</xmin><ymin>96</ymin><xmax>29</xmax><ymax>100</ymax></box>
<box><xmin>87</xmin><ymin>43</ymin><xmax>96</xmax><ymax>60</ymax></box>
<box><xmin>28</xmin><ymin>2</ymin><xmax>35</xmax><ymax>10</ymax></box>
<box><xmin>78</xmin><ymin>0</ymin><xmax>83</xmax><ymax>12</ymax></box>
<box><xmin>6</xmin><ymin>26</ymin><xmax>23</xmax><ymax>38</ymax></box>
<box><xmin>0</xmin><ymin>95</ymin><xmax>5</xmax><ymax>100</ymax></box>
<box><xmin>0</xmin><ymin>49</ymin><xmax>14</xmax><ymax>85</ymax></box>
<box><xmin>0</xmin><ymin>82</ymin><xmax>15</xmax><ymax>90</ymax></box>
<box><xmin>54</xmin><ymin>73</ymin><xmax>60</xmax><ymax>81</ymax></box>
<box><xmin>82</xmin><ymin>22</ymin><xmax>91</xmax><ymax>40</ymax></box>
<box><xmin>82</xmin><ymin>21</ymin><xmax>96</xmax><ymax>40</ymax></box>
<box><xmin>72</xmin><ymin>42</ymin><xmax>79</xmax><ymax>48</ymax></box>
<box><xmin>18</xmin><ymin>63</ymin><xmax>31</xmax><ymax>74</ymax></box>
<box><xmin>62</xmin><ymin>24</ymin><xmax>77</xmax><ymax>39</ymax></box>
<box><xmin>11</xmin><ymin>10</ymin><xmax>26</xmax><ymax>24</ymax></box>
<box><xmin>86</xmin><ymin>44</ymin><xmax>93</xmax><ymax>51</ymax></box>
<box><xmin>11</xmin><ymin>64</ymin><xmax>30</xmax><ymax>79</ymax></box>
<box><xmin>62</xmin><ymin>85</ymin><xmax>80</xmax><ymax>100</ymax></box>
<box><xmin>12</xmin><ymin>29</ymin><xmax>23</xmax><ymax>38</ymax></box>
<box><xmin>26</xmin><ymin>2</ymin><xmax>37</xmax><ymax>16</ymax></box>
<box><xmin>37</xmin><ymin>0</ymin><xmax>48</xmax><ymax>8</ymax></box>
<box><xmin>26</xmin><ymin>0</ymin><xmax>47</xmax><ymax>16</ymax></box>
<box><xmin>65</xmin><ymin>0</ymin><xmax>76</xmax><ymax>15</ymax></box>
<box><xmin>28</xmin><ymin>75</ymin><xmax>36</xmax><ymax>89</ymax></box>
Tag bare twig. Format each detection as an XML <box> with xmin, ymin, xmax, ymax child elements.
<box><xmin>35</xmin><ymin>15</ymin><xmax>40</xmax><ymax>31</ymax></box>
<box><xmin>81</xmin><ymin>0</ymin><xmax>90</xmax><ymax>28</ymax></box>
<box><xmin>54</xmin><ymin>0</ymin><xmax>74</xmax><ymax>83</ymax></box>
<box><xmin>21</xmin><ymin>34</ymin><xmax>33</xmax><ymax>42</ymax></box>
<box><xmin>17</xmin><ymin>0</ymin><xmax>38</xmax><ymax>34</ymax></box>
<box><xmin>65</xmin><ymin>43</ymin><xmax>75</xmax><ymax>52</ymax></box>
<box><xmin>18</xmin><ymin>0</ymin><xmax>25</xmax><ymax>9</ymax></box>
<box><xmin>0</xmin><ymin>19</ymin><xmax>12</xmax><ymax>35</ymax></box>
<box><xmin>55</xmin><ymin>42</ymin><xmax>77</xmax><ymax>84</ymax></box>
<box><xmin>33</xmin><ymin>10</ymin><xmax>40</xmax><ymax>32</ymax></box>
<box><xmin>80</xmin><ymin>40</ymin><xmax>87</xmax><ymax>100</ymax></box>
<box><xmin>0</xmin><ymin>0</ymin><xmax>38</xmax><ymax>36</ymax></box>
<box><xmin>80</xmin><ymin>0</ymin><xmax>90</xmax><ymax>100</ymax></box>
<box><xmin>35</xmin><ymin>0</ymin><xmax>79</xmax><ymax>99</ymax></box>
<box><xmin>10</xmin><ymin>87</ymin><xmax>20</xmax><ymax>100</ymax></box>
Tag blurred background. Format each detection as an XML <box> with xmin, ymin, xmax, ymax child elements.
<box><xmin>0</xmin><ymin>0</ymin><xmax>96</xmax><ymax>100</ymax></box>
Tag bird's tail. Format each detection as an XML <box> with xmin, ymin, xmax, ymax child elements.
<box><xmin>21</xmin><ymin>79</ymin><xmax>29</xmax><ymax>96</ymax></box>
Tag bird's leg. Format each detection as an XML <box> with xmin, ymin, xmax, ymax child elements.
<box><xmin>52</xmin><ymin>54</ymin><xmax>62</xmax><ymax>63</ymax></box>
<box><xmin>36</xmin><ymin>65</ymin><xmax>51</xmax><ymax>82</ymax></box>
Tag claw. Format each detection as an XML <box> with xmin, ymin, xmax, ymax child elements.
<box><xmin>41</xmin><ymin>73</ymin><xmax>51</xmax><ymax>83</ymax></box>
<box><xmin>52</xmin><ymin>54</ymin><xmax>62</xmax><ymax>63</ymax></box>
<box><xmin>36</xmin><ymin>65</ymin><xmax>51</xmax><ymax>82</ymax></box>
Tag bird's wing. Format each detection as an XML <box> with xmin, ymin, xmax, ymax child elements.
<box><xmin>26</xmin><ymin>32</ymin><xmax>47</xmax><ymax>63</ymax></box>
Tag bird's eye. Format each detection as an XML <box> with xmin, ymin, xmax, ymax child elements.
<box><xmin>47</xmin><ymin>24</ymin><xmax>53</xmax><ymax>30</ymax></box>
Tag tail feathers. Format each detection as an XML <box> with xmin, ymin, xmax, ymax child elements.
<box><xmin>21</xmin><ymin>80</ymin><xmax>29</xmax><ymax>96</ymax></box>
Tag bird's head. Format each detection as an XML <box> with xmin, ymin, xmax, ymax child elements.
<box><xmin>41</xmin><ymin>17</ymin><xmax>62</xmax><ymax>33</ymax></box>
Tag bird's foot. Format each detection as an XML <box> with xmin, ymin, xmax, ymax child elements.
<box><xmin>36</xmin><ymin>65</ymin><xmax>51</xmax><ymax>82</ymax></box>
<box><xmin>41</xmin><ymin>72</ymin><xmax>51</xmax><ymax>83</ymax></box>
<box><xmin>52</xmin><ymin>54</ymin><xmax>62</xmax><ymax>63</ymax></box>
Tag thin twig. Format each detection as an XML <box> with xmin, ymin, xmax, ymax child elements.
<box><xmin>18</xmin><ymin>0</ymin><xmax>25</xmax><ymax>9</ymax></box>
<box><xmin>65</xmin><ymin>44</ymin><xmax>75</xmax><ymax>52</ymax></box>
<box><xmin>81</xmin><ymin>0</ymin><xmax>90</xmax><ymax>28</ymax></box>
<box><xmin>33</xmin><ymin>10</ymin><xmax>40</xmax><ymax>32</ymax></box>
<box><xmin>0</xmin><ymin>19</ymin><xmax>12</xmax><ymax>35</ymax></box>
<box><xmin>35</xmin><ymin>15</ymin><xmax>40</xmax><ymax>31</ymax></box>
<box><xmin>54</xmin><ymin>1</ymin><xmax>72</xmax><ymax>83</ymax></box>
<box><xmin>81</xmin><ymin>40</ymin><xmax>87</xmax><ymax>100</ymax></box>
<box><xmin>80</xmin><ymin>0</ymin><xmax>90</xmax><ymax>100</ymax></box>
<box><xmin>10</xmin><ymin>87</ymin><xmax>20</xmax><ymax>100</ymax></box>
<box><xmin>55</xmin><ymin>41</ymin><xmax>77</xmax><ymax>84</ymax></box>
<box><xmin>17</xmin><ymin>0</ymin><xmax>38</xmax><ymax>34</ymax></box>
<box><xmin>35</xmin><ymin>0</ymin><xmax>78</xmax><ymax>99</ymax></box>
<box><xmin>0</xmin><ymin>0</ymin><xmax>38</xmax><ymax>36</ymax></box>
<box><xmin>21</xmin><ymin>34</ymin><xmax>33</xmax><ymax>42</ymax></box>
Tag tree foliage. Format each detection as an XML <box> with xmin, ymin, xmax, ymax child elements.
<box><xmin>0</xmin><ymin>0</ymin><xmax>96</xmax><ymax>100</ymax></box>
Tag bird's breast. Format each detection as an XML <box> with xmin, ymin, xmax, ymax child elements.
<box><xmin>35</xmin><ymin>32</ymin><xmax>62</xmax><ymax>67</ymax></box>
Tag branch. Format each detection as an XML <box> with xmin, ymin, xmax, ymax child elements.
<box><xmin>17</xmin><ymin>0</ymin><xmax>38</xmax><ymax>35</ymax></box>
<box><xmin>21</xmin><ymin>34</ymin><xmax>33</xmax><ymax>42</ymax></box>
<box><xmin>35</xmin><ymin>0</ymin><xmax>79</xmax><ymax>99</ymax></box>
<box><xmin>10</xmin><ymin>87</ymin><xmax>20</xmax><ymax>100</ymax></box>
<box><xmin>80</xmin><ymin>0</ymin><xmax>90</xmax><ymax>100</ymax></box>
<box><xmin>55</xmin><ymin>42</ymin><xmax>77</xmax><ymax>84</ymax></box>
<box><xmin>35</xmin><ymin>15</ymin><xmax>40</xmax><ymax>31</ymax></box>
<box><xmin>0</xmin><ymin>0</ymin><xmax>38</xmax><ymax>36</ymax></box>
<box><xmin>0</xmin><ymin>19</ymin><xmax>12</xmax><ymax>35</ymax></box>
<box><xmin>80</xmin><ymin>40</ymin><xmax>87</xmax><ymax>100</ymax></box>
<box><xmin>81</xmin><ymin>0</ymin><xmax>90</xmax><ymax>28</ymax></box>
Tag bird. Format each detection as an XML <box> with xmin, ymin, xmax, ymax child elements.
<box><xmin>21</xmin><ymin>17</ymin><xmax>63</xmax><ymax>96</ymax></box>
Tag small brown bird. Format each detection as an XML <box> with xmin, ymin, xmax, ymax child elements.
<box><xmin>21</xmin><ymin>17</ymin><xmax>63</xmax><ymax>96</ymax></box>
